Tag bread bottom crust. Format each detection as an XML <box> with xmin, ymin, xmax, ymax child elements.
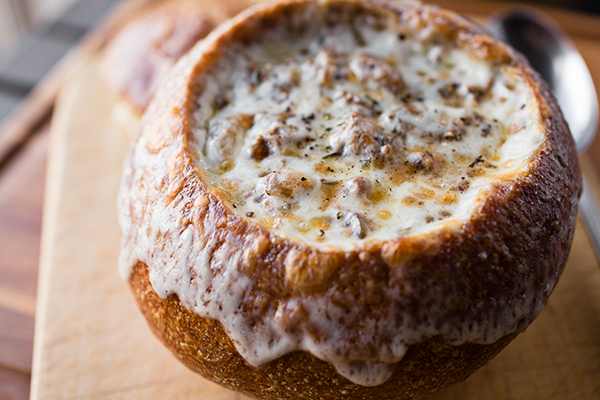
<box><xmin>130</xmin><ymin>262</ymin><xmax>515</xmax><ymax>400</ymax></box>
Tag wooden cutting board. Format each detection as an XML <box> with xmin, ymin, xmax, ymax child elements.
<box><xmin>30</xmin><ymin>4</ymin><xmax>600</xmax><ymax>400</ymax></box>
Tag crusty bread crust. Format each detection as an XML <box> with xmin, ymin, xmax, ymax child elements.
<box><xmin>131</xmin><ymin>262</ymin><xmax>515</xmax><ymax>400</ymax></box>
<box><xmin>130</xmin><ymin>263</ymin><xmax>516</xmax><ymax>400</ymax></box>
<box><xmin>120</xmin><ymin>0</ymin><xmax>581</xmax><ymax>398</ymax></box>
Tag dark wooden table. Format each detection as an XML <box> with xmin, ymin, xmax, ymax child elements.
<box><xmin>1</xmin><ymin>1</ymin><xmax>600</xmax><ymax>399</ymax></box>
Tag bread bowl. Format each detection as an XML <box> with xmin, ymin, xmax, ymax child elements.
<box><xmin>118</xmin><ymin>0</ymin><xmax>582</xmax><ymax>398</ymax></box>
<box><xmin>101</xmin><ymin>0</ymin><xmax>216</xmax><ymax>114</ymax></box>
<box><xmin>100</xmin><ymin>0</ymin><xmax>250</xmax><ymax>141</ymax></box>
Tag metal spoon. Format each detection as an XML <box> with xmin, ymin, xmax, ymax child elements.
<box><xmin>489</xmin><ymin>10</ymin><xmax>600</xmax><ymax>257</ymax></box>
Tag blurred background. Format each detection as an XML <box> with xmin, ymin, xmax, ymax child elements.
<box><xmin>0</xmin><ymin>0</ymin><xmax>79</xmax><ymax>52</ymax></box>
<box><xmin>1</xmin><ymin>0</ymin><xmax>599</xmax><ymax>122</ymax></box>
<box><xmin>1</xmin><ymin>0</ymin><xmax>599</xmax><ymax>52</ymax></box>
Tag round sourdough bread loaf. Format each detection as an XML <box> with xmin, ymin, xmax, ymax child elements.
<box><xmin>118</xmin><ymin>0</ymin><xmax>581</xmax><ymax>398</ymax></box>
<box><xmin>101</xmin><ymin>0</ymin><xmax>218</xmax><ymax>113</ymax></box>
<box><xmin>100</xmin><ymin>0</ymin><xmax>250</xmax><ymax>142</ymax></box>
<box><xmin>100</xmin><ymin>0</ymin><xmax>217</xmax><ymax>142</ymax></box>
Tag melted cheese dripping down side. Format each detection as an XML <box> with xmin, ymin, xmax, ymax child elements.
<box><xmin>193</xmin><ymin>9</ymin><xmax>543</xmax><ymax>252</ymax></box>
<box><xmin>121</xmin><ymin>4</ymin><xmax>546</xmax><ymax>388</ymax></box>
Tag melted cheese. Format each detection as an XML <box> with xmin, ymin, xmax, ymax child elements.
<box><xmin>120</xmin><ymin>1</ymin><xmax>548</xmax><ymax>388</ymax></box>
<box><xmin>192</xmin><ymin>6</ymin><xmax>543</xmax><ymax>251</ymax></box>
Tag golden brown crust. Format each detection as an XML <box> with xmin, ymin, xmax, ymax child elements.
<box><xmin>119</xmin><ymin>0</ymin><xmax>582</xmax><ymax>398</ymax></box>
<box><xmin>131</xmin><ymin>262</ymin><xmax>515</xmax><ymax>400</ymax></box>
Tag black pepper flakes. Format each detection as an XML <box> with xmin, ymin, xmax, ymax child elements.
<box><xmin>248</xmin><ymin>68</ymin><xmax>265</xmax><ymax>89</ymax></box>
<box><xmin>301</xmin><ymin>113</ymin><xmax>316</xmax><ymax>124</ymax></box>
<box><xmin>468</xmin><ymin>155</ymin><xmax>485</xmax><ymax>168</ymax></box>
<box><xmin>213</xmin><ymin>94</ymin><xmax>229</xmax><ymax>111</ymax></box>
<box><xmin>439</xmin><ymin>210</ymin><xmax>452</xmax><ymax>218</ymax></box>
<box><xmin>481</xmin><ymin>123</ymin><xmax>492</xmax><ymax>137</ymax></box>
<box><xmin>438</xmin><ymin>82</ymin><xmax>460</xmax><ymax>98</ymax></box>
<box><xmin>323</xmin><ymin>151</ymin><xmax>342</xmax><ymax>159</ymax></box>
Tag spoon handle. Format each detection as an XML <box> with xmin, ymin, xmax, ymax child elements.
<box><xmin>579</xmin><ymin>176</ymin><xmax>600</xmax><ymax>261</ymax></box>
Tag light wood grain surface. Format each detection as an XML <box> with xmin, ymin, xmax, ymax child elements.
<box><xmin>0</xmin><ymin>129</ymin><xmax>47</xmax><ymax>400</ymax></box>
<box><xmin>1</xmin><ymin>0</ymin><xmax>600</xmax><ymax>399</ymax></box>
